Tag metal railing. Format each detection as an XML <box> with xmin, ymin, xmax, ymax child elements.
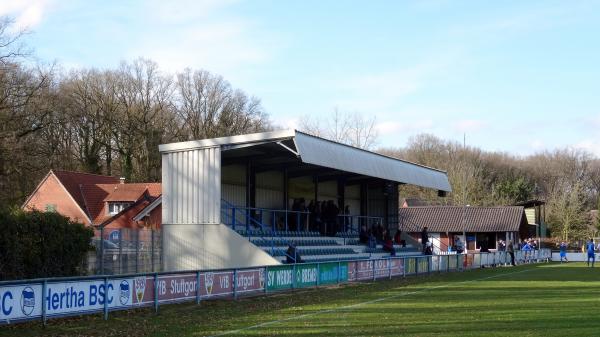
<box><xmin>93</xmin><ymin>227</ymin><xmax>162</xmax><ymax>275</ymax></box>
<box><xmin>338</xmin><ymin>214</ymin><xmax>383</xmax><ymax>234</ymax></box>
<box><xmin>0</xmin><ymin>249</ymin><xmax>551</xmax><ymax>325</ymax></box>
<box><xmin>220</xmin><ymin>201</ymin><xmax>297</xmax><ymax>261</ymax></box>
<box><xmin>221</xmin><ymin>201</ymin><xmax>310</xmax><ymax>233</ymax></box>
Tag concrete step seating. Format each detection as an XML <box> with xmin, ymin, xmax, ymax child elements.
<box><xmin>236</xmin><ymin>229</ymin><xmax>322</xmax><ymax>237</ymax></box>
<box><xmin>269</xmin><ymin>247</ymin><xmax>357</xmax><ymax>257</ymax></box>
<box><xmin>251</xmin><ymin>238</ymin><xmax>338</xmax><ymax>247</ymax></box>
<box><xmin>335</xmin><ymin>231</ymin><xmax>360</xmax><ymax>238</ymax></box>
<box><xmin>236</xmin><ymin>226</ymin><xmax>423</xmax><ymax>264</ymax></box>
<box><xmin>364</xmin><ymin>245</ymin><xmax>420</xmax><ymax>254</ymax></box>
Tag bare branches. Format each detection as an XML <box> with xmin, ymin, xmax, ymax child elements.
<box><xmin>0</xmin><ymin>17</ymin><xmax>30</xmax><ymax>66</ymax></box>
<box><xmin>174</xmin><ymin>68</ymin><xmax>269</xmax><ymax>140</ymax></box>
<box><xmin>299</xmin><ymin>109</ymin><xmax>379</xmax><ymax>150</ymax></box>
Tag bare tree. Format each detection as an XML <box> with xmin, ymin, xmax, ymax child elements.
<box><xmin>299</xmin><ymin>108</ymin><xmax>378</xmax><ymax>150</ymax></box>
<box><xmin>175</xmin><ymin>68</ymin><xmax>269</xmax><ymax>140</ymax></box>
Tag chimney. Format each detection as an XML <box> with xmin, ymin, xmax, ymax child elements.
<box><xmin>119</xmin><ymin>177</ymin><xmax>126</xmax><ymax>184</ymax></box>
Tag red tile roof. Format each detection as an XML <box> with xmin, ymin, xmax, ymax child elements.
<box><xmin>52</xmin><ymin>170</ymin><xmax>119</xmax><ymax>212</ymax></box>
<box><xmin>398</xmin><ymin>206</ymin><xmax>527</xmax><ymax>233</ymax></box>
<box><xmin>49</xmin><ymin>170</ymin><xmax>162</xmax><ymax>226</ymax></box>
<box><xmin>103</xmin><ymin>185</ymin><xmax>148</xmax><ymax>202</ymax></box>
<box><xmin>82</xmin><ymin>183</ymin><xmax>162</xmax><ymax>225</ymax></box>
<box><xmin>101</xmin><ymin>199</ymin><xmax>154</xmax><ymax>229</ymax></box>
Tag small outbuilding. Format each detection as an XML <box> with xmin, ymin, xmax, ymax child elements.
<box><xmin>398</xmin><ymin>206</ymin><xmax>531</xmax><ymax>253</ymax></box>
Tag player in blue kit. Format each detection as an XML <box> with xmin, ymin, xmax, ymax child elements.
<box><xmin>559</xmin><ymin>241</ymin><xmax>568</xmax><ymax>263</ymax></box>
<box><xmin>586</xmin><ymin>239</ymin><xmax>595</xmax><ymax>267</ymax></box>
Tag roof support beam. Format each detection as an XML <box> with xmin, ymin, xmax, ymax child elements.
<box><xmin>276</xmin><ymin>141</ymin><xmax>299</xmax><ymax>157</ymax></box>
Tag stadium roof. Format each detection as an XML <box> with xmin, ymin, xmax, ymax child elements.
<box><xmin>159</xmin><ymin>129</ymin><xmax>452</xmax><ymax>192</ymax></box>
<box><xmin>398</xmin><ymin>206</ymin><xmax>527</xmax><ymax>232</ymax></box>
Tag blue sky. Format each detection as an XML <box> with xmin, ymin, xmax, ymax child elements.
<box><xmin>3</xmin><ymin>0</ymin><xmax>600</xmax><ymax>155</ymax></box>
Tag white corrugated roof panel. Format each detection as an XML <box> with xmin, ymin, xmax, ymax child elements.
<box><xmin>159</xmin><ymin>129</ymin><xmax>452</xmax><ymax>192</ymax></box>
<box><xmin>293</xmin><ymin>131</ymin><xmax>451</xmax><ymax>192</ymax></box>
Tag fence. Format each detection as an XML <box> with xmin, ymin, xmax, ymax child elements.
<box><xmin>0</xmin><ymin>249</ymin><xmax>550</xmax><ymax>325</ymax></box>
<box><xmin>90</xmin><ymin>227</ymin><xmax>162</xmax><ymax>275</ymax></box>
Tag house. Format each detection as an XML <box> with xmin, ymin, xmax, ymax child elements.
<box><xmin>22</xmin><ymin>170</ymin><xmax>162</xmax><ymax>234</ymax></box>
<box><xmin>397</xmin><ymin>206</ymin><xmax>532</xmax><ymax>253</ymax></box>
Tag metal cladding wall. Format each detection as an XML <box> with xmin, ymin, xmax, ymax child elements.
<box><xmin>161</xmin><ymin>146</ymin><xmax>221</xmax><ymax>225</ymax></box>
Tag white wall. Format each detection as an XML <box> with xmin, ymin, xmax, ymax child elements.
<box><xmin>551</xmin><ymin>252</ymin><xmax>595</xmax><ymax>262</ymax></box>
<box><xmin>162</xmin><ymin>223</ymin><xmax>281</xmax><ymax>271</ymax></box>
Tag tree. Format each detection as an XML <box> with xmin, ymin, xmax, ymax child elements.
<box><xmin>175</xmin><ymin>68</ymin><xmax>270</xmax><ymax>140</ymax></box>
<box><xmin>299</xmin><ymin>108</ymin><xmax>378</xmax><ymax>150</ymax></box>
<box><xmin>547</xmin><ymin>182</ymin><xmax>587</xmax><ymax>241</ymax></box>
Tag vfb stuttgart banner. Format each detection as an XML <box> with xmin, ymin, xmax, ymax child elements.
<box><xmin>130</xmin><ymin>269</ymin><xmax>265</xmax><ymax>306</ymax></box>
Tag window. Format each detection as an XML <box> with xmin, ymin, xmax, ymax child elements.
<box><xmin>45</xmin><ymin>204</ymin><xmax>57</xmax><ymax>213</ymax></box>
<box><xmin>108</xmin><ymin>202</ymin><xmax>131</xmax><ymax>215</ymax></box>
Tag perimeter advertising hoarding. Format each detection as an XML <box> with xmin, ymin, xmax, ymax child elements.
<box><xmin>131</xmin><ymin>269</ymin><xmax>265</xmax><ymax>306</ymax></box>
<box><xmin>318</xmin><ymin>262</ymin><xmax>348</xmax><ymax>285</ymax></box>
<box><xmin>266</xmin><ymin>265</ymin><xmax>294</xmax><ymax>291</ymax></box>
<box><xmin>347</xmin><ymin>259</ymin><xmax>403</xmax><ymax>281</ymax></box>
<box><xmin>1</xmin><ymin>278</ymin><xmax>133</xmax><ymax>323</ymax></box>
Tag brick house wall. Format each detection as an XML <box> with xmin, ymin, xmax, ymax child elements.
<box><xmin>22</xmin><ymin>173</ymin><xmax>90</xmax><ymax>225</ymax></box>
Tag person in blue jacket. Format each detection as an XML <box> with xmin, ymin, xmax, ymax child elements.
<box><xmin>586</xmin><ymin>238</ymin><xmax>595</xmax><ymax>267</ymax></box>
<box><xmin>521</xmin><ymin>241</ymin><xmax>532</xmax><ymax>263</ymax></box>
<box><xmin>559</xmin><ymin>241</ymin><xmax>568</xmax><ymax>263</ymax></box>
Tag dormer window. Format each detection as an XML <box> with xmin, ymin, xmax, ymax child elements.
<box><xmin>108</xmin><ymin>202</ymin><xmax>131</xmax><ymax>215</ymax></box>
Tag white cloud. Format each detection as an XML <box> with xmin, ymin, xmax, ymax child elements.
<box><xmin>530</xmin><ymin>139</ymin><xmax>545</xmax><ymax>151</ymax></box>
<box><xmin>453</xmin><ymin>119</ymin><xmax>487</xmax><ymax>133</ymax></box>
<box><xmin>122</xmin><ymin>1</ymin><xmax>275</xmax><ymax>79</ymax></box>
<box><xmin>0</xmin><ymin>0</ymin><xmax>51</xmax><ymax>30</ymax></box>
<box><xmin>574</xmin><ymin>139</ymin><xmax>600</xmax><ymax>157</ymax></box>
<box><xmin>329</xmin><ymin>49</ymin><xmax>464</xmax><ymax>114</ymax></box>
<box><xmin>375</xmin><ymin>119</ymin><xmax>434</xmax><ymax>136</ymax></box>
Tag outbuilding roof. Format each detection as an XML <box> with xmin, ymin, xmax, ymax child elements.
<box><xmin>159</xmin><ymin>129</ymin><xmax>452</xmax><ymax>192</ymax></box>
<box><xmin>398</xmin><ymin>206</ymin><xmax>527</xmax><ymax>233</ymax></box>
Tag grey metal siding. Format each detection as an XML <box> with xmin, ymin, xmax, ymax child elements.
<box><xmin>161</xmin><ymin>146</ymin><xmax>221</xmax><ymax>224</ymax></box>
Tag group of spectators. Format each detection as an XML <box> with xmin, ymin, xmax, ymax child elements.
<box><xmin>287</xmin><ymin>198</ymin><xmax>350</xmax><ymax>236</ymax></box>
<box><xmin>358</xmin><ymin>224</ymin><xmax>406</xmax><ymax>256</ymax></box>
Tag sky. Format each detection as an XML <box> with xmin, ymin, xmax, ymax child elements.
<box><xmin>2</xmin><ymin>0</ymin><xmax>600</xmax><ymax>156</ymax></box>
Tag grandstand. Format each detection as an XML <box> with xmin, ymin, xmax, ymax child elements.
<box><xmin>158</xmin><ymin>130</ymin><xmax>451</xmax><ymax>271</ymax></box>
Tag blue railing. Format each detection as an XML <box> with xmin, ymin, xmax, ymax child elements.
<box><xmin>337</xmin><ymin>214</ymin><xmax>383</xmax><ymax>234</ymax></box>
<box><xmin>0</xmin><ymin>249</ymin><xmax>552</xmax><ymax>325</ymax></box>
<box><xmin>221</xmin><ymin>200</ymin><xmax>302</xmax><ymax>260</ymax></box>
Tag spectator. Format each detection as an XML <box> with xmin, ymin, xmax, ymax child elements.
<box><xmin>289</xmin><ymin>199</ymin><xmax>299</xmax><ymax>231</ymax></box>
<box><xmin>383</xmin><ymin>231</ymin><xmax>396</xmax><ymax>256</ymax></box>
<box><xmin>368</xmin><ymin>230</ymin><xmax>377</xmax><ymax>249</ymax></box>
<box><xmin>507</xmin><ymin>240</ymin><xmax>515</xmax><ymax>266</ymax></box>
<box><xmin>497</xmin><ymin>240</ymin><xmax>506</xmax><ymax>252</ymax></box>
<box><xmin>421</xmin><ymin>227</ymin><xmax>429</xmax><ymax>253</ymax></box>
<box><xmin>375</xmin><ymin>224</ymin><xmax>384</xmax><ymax>244</ymax></box>
<box><xmin>314</xmin><ymin>201</ymin><xmax>323</xmax><ymax>235</ymax></box>
<box><xmin>286</xmin><ymin>243</ymin><xmax>303</xmax><ymax>264</ymax></box>
<box><xmin>359</xmin><ymin>225</ymin><xmax>368</xmax><ymax>244</ymax></box>
<box><xmin>522</xmin><ymin>241</ymin><xmax>532</xmax><ymax>263</ymax></box>
<box><xmin>324</xmin><ymin>200</ymin><xmax>339</xmax><ymax>236</ymax></box>
<box><xmin>394</xmin><ymin>229</ymin><xmax>402</xmax><ymax>245</ymax></box>
<box><xmin>308</xmin><ymin>200</ymin><xmax>315</xmax><ymax>231</ymax></box>
<box><xmin>454</xmin><ymin>236</ymin><xmax>464</xmax><ymax>254</ymax></box>
<box><xmin>424</xmin><ymin>241</ymin><xmax>433</xmax><ymax>255</ymax></box>
<box><xmin>479</xmin><ymin>238</ymin><xmax>490</xmax><ymax>253</ymax></box>
<box><xmin>342</xmin><ymin>205</ymin><xmax>351</xmax><ymax>232</ymax></box>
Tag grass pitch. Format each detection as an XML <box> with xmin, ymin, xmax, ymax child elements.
<box><xmin>2</xmin><ymin>262</ymin><xmax>600</xmax><ymax>337</ymax></box>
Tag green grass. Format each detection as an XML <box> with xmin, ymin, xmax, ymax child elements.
<box><xmin>3</xmin><ymin>262</ymin><xmax>600</xmax><ymax>337</ymax></box>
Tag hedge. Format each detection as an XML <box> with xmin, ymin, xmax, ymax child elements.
<box><xmin>0</xmin><ymin>209</ymin><xmax>93</xmax><ymax>280</ymax></box>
